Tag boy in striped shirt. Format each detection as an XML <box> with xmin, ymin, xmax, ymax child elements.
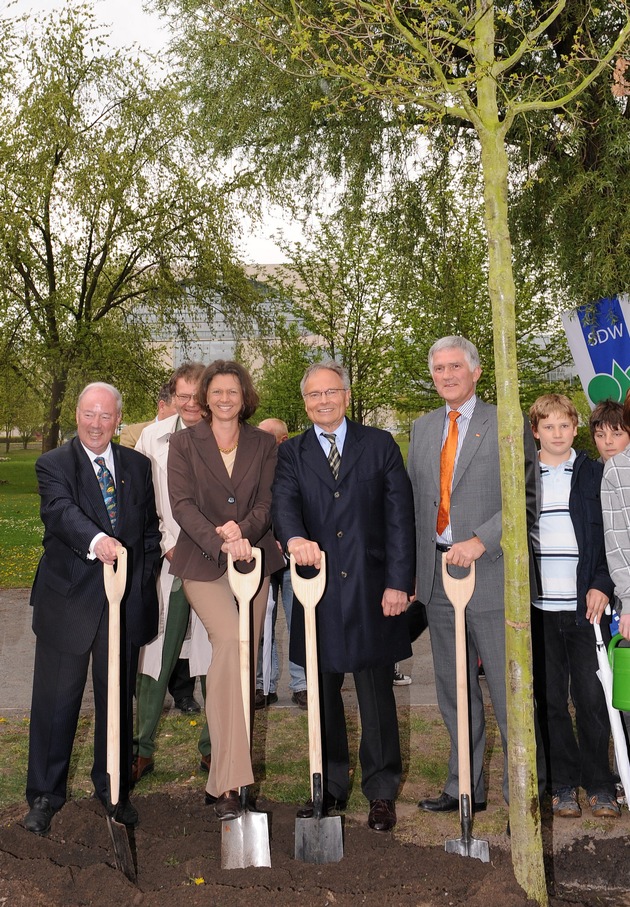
<box><xmin>529</xmin><ymin>394</ymin><xmax>618</xmax><ymax>819</ymax></box>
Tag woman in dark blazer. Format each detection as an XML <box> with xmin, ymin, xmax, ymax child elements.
<box><xmin>168</xmin><ymin>361</ymin><xmax>284</xmax><ymax>819</ymax></box>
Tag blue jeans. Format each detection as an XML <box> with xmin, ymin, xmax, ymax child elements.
<box><xmin>256</xmin><ymin>566</ymin><xmax>306</xmax><ymax>693</ymax></box>
<box><xmin>532</xmin><ymin>607</ymin><xmax>615</xmax><ymax>797</ymax></box>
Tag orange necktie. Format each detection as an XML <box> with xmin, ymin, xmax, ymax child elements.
<box><xmin>436</xmin><ymin>410</ymin><xmax>460</xmax><ymax>535</ymax></box>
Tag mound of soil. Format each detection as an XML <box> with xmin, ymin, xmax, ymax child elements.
<box><xmin>1</xmin><ymin>791</ymin><xmax>629</xmax><ymax>907</ymax></box>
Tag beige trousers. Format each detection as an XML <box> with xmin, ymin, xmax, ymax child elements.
<box><xmin>183</xmin><ymin>572</ymin><xmax>269</xmax><ymax>797</ymax></box>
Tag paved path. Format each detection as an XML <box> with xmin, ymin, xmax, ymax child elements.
<box><xmin>0</xmin><ymin>588</ymin><xmax>437</xmax><ymax>716</ymax></box>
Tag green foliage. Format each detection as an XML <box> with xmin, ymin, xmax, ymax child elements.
<box><xmin>248</xmin><ymin>320</ymin><xmax>315</xmax><ymax>432</ymax></box>
<box><xmin>0</xmin><ymin>3</ymin><xmax>253</xmax><ymax>451</ymax></box>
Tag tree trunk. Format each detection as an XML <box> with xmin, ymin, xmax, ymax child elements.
<box><xmin>477</xmin><ymin>123</ymin><xmax>548</xmax><ymax>906</ymax></box>
<box><xmin>42</xmin><ymin>374</ymin><xmax>67</xmax><ymax>452</ymax></box>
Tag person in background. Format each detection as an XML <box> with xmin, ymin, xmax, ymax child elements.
<box><xmin>603</xmin><ymin>391</ymin><xmax>630</xmax><ymax>646</ymax></box>
<box><xmin>132</xmin><ymin>362</ymin><xmax>212</xmax><ymax>784</ymax></box>
<box><xmin>589</xmin><ymin>399</ymin><xmax>630</xmax><ymax>463</ymax></box>
<box><xmin>272</xmin><ymin>361</ymin><xmax>415</xmax><ymax>833</ymax></box>
<box><xmin>120</xmin><ymin>380</ymin><xmax>202</xmax><ymax>714</ymax></box>
<box><xmin>255</xmin><ymin>417</ymin><xmax>308</xmax><ymax>711</ymax></box>
<box><xmin>119</xmin><ymin>382</ymin><xmax>176</xmax><ymax>449</ymax></box>
<box><xmin>168</xmin><ymin>360</ymin><xmax>284</xmax><ymax>819</ymax></box>
<box><xmin>24</xmin><ymin>383</ymin><xmax>161</xmax><ymax>835</ymax></box>
<box><xmin>530</xmin><ymin>393</ymin><xmax>618</xmax><ymax>819</ymax></box>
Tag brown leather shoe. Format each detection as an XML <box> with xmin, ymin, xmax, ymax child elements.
<box><xmin>199</xmin><ymin>753</ymin><xmax>211</xmax><ymax>773</ymax></box>
<box><xmin>214</xmin><ymin>790</ymin><xmax>242</xmax><ymax>820</ymax></box>
<box><xmin>368</xmin><ymin>798</ymin><xmax>396</xmax><ymax>832</ymax></box>
<box><xmin>131</xmin><ymin>755</ymin><xmax>154</xmax><ymax>785</ymax></box>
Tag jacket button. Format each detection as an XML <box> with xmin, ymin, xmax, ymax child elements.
<box><xmin>227</xmin><ymin>496</ymin><xmax>235</xmax><ymax>504</ymax></box>
<box><xmin>336</xmin><ymin>531</ymin><xmax>343</xmax><ymax>538</ymax></box>
<box><xmin>334</xmin><ymin>491</ymin><xmax>340</xmax><ymax>498</ymax></box>
<box><xmin>341</xmin><ymin>571</ymin><xmax>347</xmax><ymax>578</ymax></box>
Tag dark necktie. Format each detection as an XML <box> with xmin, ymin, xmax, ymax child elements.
<box><xmin>94</xmin><ymin>456</ymin><xmax>117</xmax><ymax>530</ymax></box>
<box><xmin>322</xmin><ymin>433</ymin><xmax>341</xmax><ymax>480</ymax></box>
<box><xmin>436</xmin><ymin>410</ymin><xmax>460</xmax><ymax>535</ymax></box>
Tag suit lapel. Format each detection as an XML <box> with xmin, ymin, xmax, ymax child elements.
<box><xmin>190</xmin><ymin>419</ymin><xmax>234</xmax><ymax>495</ymax></box>
<box><xmin>428</xmin><ymin>408</ymin><xmax>444</xmax><ymax>491</ymax></box>
<box><xmin>300</xmin><ymin>426</ymin><xmax>337</xmax><ymax>490</ymax></box>
<box><xmin>452</xmin><ymin>402</ymin><xmax>490</xmax><ymax>492</ymax></box>
<box><xmin>337</xmin><ymin>420</ymin><xmax>365</xmax><ymax>482</ymax></box>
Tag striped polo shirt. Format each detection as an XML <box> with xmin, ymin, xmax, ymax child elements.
<box><xmin>531</xmin><ymin>449</ymin><xmax>578</xmax><ymax>612</ymax></box>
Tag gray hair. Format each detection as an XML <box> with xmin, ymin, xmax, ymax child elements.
<box><xmin>428</xmin><ymin>336</ymin><xmax>480</xmax><ymax>373</ymax></box>
<box><xmin>300</xmin><ymin>360</ymin><xmax>350</xmax><ymax>394</ymax></box>
<box><xmin>77</xmin><ymin>382</ymin><xmax>123</xmax><ymax>415</ymax></box>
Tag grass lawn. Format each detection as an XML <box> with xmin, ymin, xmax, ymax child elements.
<box><xmin>0</xmin><ymin>448</ymin><xmax>41</xmax><ymax>589</ymax></box>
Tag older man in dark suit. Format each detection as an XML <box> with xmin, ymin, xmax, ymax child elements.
<box><xmin>272</xmin><ymin>361</ymin><xmax>415</xmax><ymax>832</ymax></box>
<box><xmin>24</xmin><ymin>382</ymin><xmax>161</xmax><ymax>836</ymax></box>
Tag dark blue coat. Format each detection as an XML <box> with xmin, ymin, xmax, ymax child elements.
<box><xmin>30</xmin><ymin>436</ymin><xmax>161</xmax><ymax>654</ymax></box>
<box><xmin>569</xmin><ymin>450</ymin><xmax>614</xmax><ymax>626</ymax></box>
<box><xmin>272</xmin><ymin>420</ymin><xmax>415</xmax><ymax>673</ymax></box>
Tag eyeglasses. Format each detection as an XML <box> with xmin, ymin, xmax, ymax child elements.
<box><xmin>302</xmin><ymin>388</ymin><xmax>346</xmax><ymax>402</ymax></box>
<box><xmin>209</xmin><ymin>389</ymin><xmax>241</xmax><ymax>399</ymax></box>
<box><xmin>175</xmin><ymin>393</ymin><xmax>200</xmax><ymax>404</ymax></box>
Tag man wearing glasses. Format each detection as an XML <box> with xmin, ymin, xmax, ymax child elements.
<box><xmin>132</xmin><ymin>362</ymin><xmax>212</xmax><ymax>784</ymax></box>
<box><xmin>272</xmin><ymin>360</ymin><xmax>415</xmax><ymax>832</ymax></box>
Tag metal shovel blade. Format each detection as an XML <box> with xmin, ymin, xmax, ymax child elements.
<box><xmin>294</xmin><ymin>774</ymin><xmax>343</xmax><ymax>864</ymax></box>
<box><xmin>106</xmin><ymin>813</ymin><xmax>137</xmax><ymax>882</ymax></box>
<box><xmin>221</xmin><ymin>788</ymin><xmax>271</xmax><ymax>869</ymax></box>
<box><xmin>445</xmin><ymin>795</ymin><xmax>490</xmax><ymax>863</ymax></box>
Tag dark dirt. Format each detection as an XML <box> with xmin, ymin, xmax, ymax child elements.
<box><xmin>1</xmin><ymin>790</ymin><xmax>630</xmax><ymax>907</ymax></box>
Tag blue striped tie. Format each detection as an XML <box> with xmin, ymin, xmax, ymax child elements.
<box><xmin>94</xmin><ymin>457</ymin><xmax>117</xmax><ymax>530</ymax></box>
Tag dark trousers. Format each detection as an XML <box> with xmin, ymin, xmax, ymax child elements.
<box><xmin>26</xmin><ymin>606</ymin><xmax>137</xmax><ymax>811</ymax></box>
<box><xmin>532</xmin><ymin>607</ymin><xmax>615</xmax><ymax>796</ymax></box>
<box><xmin>168</xmin><ymin>658</ymin><xmax>196</xmax><ymax>702</ymax></box>
<box><xmin>320</xmin><ymin>665</ymin><xmax>401</xmax><ymax>803</ymax></box>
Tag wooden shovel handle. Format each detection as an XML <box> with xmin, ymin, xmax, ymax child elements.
<box><xmin>290</xmin><ymin>553</ymin><xmax>327</xmax><ymax>798</ymax></box>
<box><xmin>441</xmin><ymin>558</ymin><xmax>476</xmax><ymax>814</ymax></box>
<box><xmin>227</xmin><ymin>549</ymin><xmax>262</xmax><ymax>747</ymax></box>
<box><xmin>104</xmin><ymin>546</ymin><xmax>127</xmax><ymax>808</ymax></box>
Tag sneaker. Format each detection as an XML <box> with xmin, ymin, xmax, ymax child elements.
<box><xmin>393</xmin><ymin>663</ymin><xmax>412</xmax><ymax>686</ymax></box>
<box><xmin>291</xmin><ymin>690</ymin><xmax>308</xmax><ymax>710</ymax></box>
<box><xmin>588</xmin><ymin>792</ymin><xmax>621</xmax><ymax>818</ymax></box>
<box><xmin>551</xmin><ymin>787</ymin><xmax>581</xmax><ymax>818</ymax></box>
<box><xmin>616</xmin><ymin>782</ymin><xmax>627</xmax><ymax>806</ymax></box>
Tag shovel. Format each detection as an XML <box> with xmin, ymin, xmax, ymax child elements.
<box><xmin>442</xmin><ymin>559</ymin><xmax>489</xmax><ymax>864</ymax></box>
<box><xmin>221</xmin><ymin>548</ymin><xmax>271</xmax><ymax>869</ymax></box>
<box><xmin>290</xmin><ymin>552</ymin><xmax>343</xmax><ymax>863</ymax></box>
<box><xmin>103</xmin><ymin>546</ymin><xmax>137</xmax><ymax>883</ymax></box>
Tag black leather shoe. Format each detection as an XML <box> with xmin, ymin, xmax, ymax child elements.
<box><xmin>174</xmin><ymin>696</ymin><xmax>201</xmax><ymax>713</ymax></box>
<box><xmin>24</xmin><ymin>796</ymin><xmax>56</xmax><ymax>835</ymax></box>
<box><xmin>204</xmin><ymin>792</ymin><xmax>218</xmax><ymax>805</ymax></box>
<box><xmin>214</xmin><ymin>790</ymin><xmax>242</xmax><ymax>820</ymax></box>
<box><xmin>368</xmin><ymin>798</ymin><xmax>396</xmax><ymax>832</ymax></box>
<box><xmin>418</xmin><ymin>791</ymin><xmax>487</xmax><ymax>813</ymax></box>
<box><xmin>113</xmin><ymin>799</ymin><xmax>139</xmax><ymax>828</ymax></box>
<box><xmin>296</xmin><ymin>793</ymin><xmax>347</xmax><ymax>818</ymax></box>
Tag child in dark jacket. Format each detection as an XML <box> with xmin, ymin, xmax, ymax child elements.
<box><xmin>529</xmin><ymin>393</ymin><xmax>618</xmax><ymax>819</ymax></box>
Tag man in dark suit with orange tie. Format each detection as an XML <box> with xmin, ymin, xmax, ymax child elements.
<box><xmin>24</xmin><ymin>382</ymin><xmax>161</xmax><ymax>836</ymax></box>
